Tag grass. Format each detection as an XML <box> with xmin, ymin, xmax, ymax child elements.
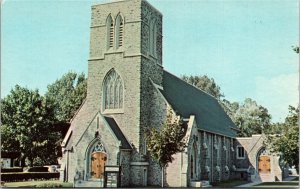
<box><xmin>211</xmin><ymin>179</ymin><xmax>250</xmax><ymax>188</ymax></box>
<box><xmin>3</xmin><ymin>180</ymin><xmax>73</xmax><ymax>188</ymax></box>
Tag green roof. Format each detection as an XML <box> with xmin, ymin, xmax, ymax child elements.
<box><xmin>160</xmin><ymin>71</ymin><xmax>237</xmax><ymax>138</ymax></box>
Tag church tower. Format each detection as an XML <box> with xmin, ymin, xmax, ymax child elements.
<box><xmin>87</xmin><ymin>0</ymin><xmax>162</xmax><ymax>152</ymax></box>
<box><xmin>86</xmin><ymin>0</ymin><xmax>163</xmax><ymax>186</ymax></box>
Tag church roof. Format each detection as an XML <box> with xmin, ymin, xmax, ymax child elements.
<box><xmin>104</xmin><ymin>116</ymin><xmax>132</xmax><ymax>149</ymax></box>
<box><xmin>160</xmin><ymin>71</ymin><xmax>237</xmax><ymax>138</ymax></box>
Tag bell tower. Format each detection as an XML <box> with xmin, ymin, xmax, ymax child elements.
<box><xmin>86</xmin><ymin>1</ymin><xmax>163</xmax><ymax>185</ymax></box>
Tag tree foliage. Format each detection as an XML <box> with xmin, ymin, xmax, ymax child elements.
<box><xmin>292</xmin><ymin>46</ymin><xmax>299</xmax><ymax>54</ymax></box>
<box><xmin>266</xmin><ymin>106</ymin><xmax>299</xmax><ymax>171</ymax></box>
<box><xmin>181</xmin><ymin>74</ymin><xmax>224</xmax><ymax>99</ymax></box>
<box><xmin>232</xmin><ymin>98</ymin><xmax>271</xmax><ymax>137</ymax></box>
<box><xmin>45</xmin><ymin>72</ymin><xmax>87</xmax><ymax>124</ymax></box>
<box><xmin>1</xmin><ymin>85</ymin><xmax>60</xmax><ymax>166</ymax></box>
<box><xmin>145</xmin><ymin>114</ymin><xmax>186</xmax><ymax>167</ymax></box>
<box><xmin>145</xmin><ymin>112</ymin><xmax>186</xmax><ymax>187</ymax></box>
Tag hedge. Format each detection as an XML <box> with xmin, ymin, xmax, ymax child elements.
<box><xmin>1</xmin><ymin>172</ymin><xmax>59</xmax><ymax>182</ymax></box>
<box><xmin>27</xmin><ymin>166</ymin><xmax>49</xmax><ymax>172</ymax></box>
<box><xmin>1</xmin><ymin>167</ymin><xmax>23</xmax><ymax>173</ymax></box>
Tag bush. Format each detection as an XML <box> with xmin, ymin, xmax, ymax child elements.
<box><xmin>27</xmin><ymin>166</ymin><xmax>49</xmax><ymax>172</ymax></box>
<box><xmin>1</xmin><ymin>167</ymin><xmax>23</xmax><ymax>173</ymax></box>
<box><xmin>1</xmin><ymin>172</ymin><xmax>59</xmax><ymax>182</ymax></box>
<box><xmin>35</xmin><ymin>182</ymin><xmax>63</xmax><ymax>188</ymax></box>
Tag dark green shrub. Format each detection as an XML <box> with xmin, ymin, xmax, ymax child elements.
<box><xmin>35</xmin><ymin>182</ymin><xmax>62</xmax><ymax>188</ymax></box>
<box><xmin>27</xmin><ymin>166</ymin><xmax>49</xmax><ymax>172</ymax></box>
<box><xmin>1</xmin><ymin>172</ymin><xmax>59</xmax><ymax>182</ymax></box>
<box><xmin>1</xmin><ymin>167</ymin><xmax>23</xmax><ymax>173</ymax></box>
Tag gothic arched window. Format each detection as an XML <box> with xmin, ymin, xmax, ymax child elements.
<box><xmin>106</xmin><ymin>15</ymin><xmax>114</xmax><ymax>49</ymax></box>
<box><xmin>190</xmin><ymin>141</ymin><xmax>198</xmax><ymax>179</ymax></box>
<box><xmin>149</xmin><ymin>19</ymin><xmax>157</xmax><ymax>57</ymax></box>
<box><xmin>115</xmin><ymin>14</ymin><xmax>124</xmax><ymax>48</ymax></box>
<box><xmin>103</xmin><ymin>69</ymin><xmax>123</xmax><ymax>110</ymax></box>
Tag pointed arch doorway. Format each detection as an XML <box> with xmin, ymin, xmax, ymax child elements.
<box><xmin>91</xmin><ymin>152</ymin><xmax>107</xmax><ymax>179</ymax></box>
<box><xmin>87</xmin><ymin>141</ymin><xmax>107</xmax><ymax>180</ymax></box>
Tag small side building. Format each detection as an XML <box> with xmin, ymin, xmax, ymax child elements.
<box><xmin>235</xmin><ymin>134</ymin><xmax>284</xmax><ymax>182</ymax></box>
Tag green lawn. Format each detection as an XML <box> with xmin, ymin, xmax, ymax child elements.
<box><xmin>3</xmin><ymin>180</ymin><xmax>73</xmax><ymax>188</ymax></box>
<box><xmin>212</xmin><ymin>179</ymin><xmax>250</xmax><ymax>188</ymax></box>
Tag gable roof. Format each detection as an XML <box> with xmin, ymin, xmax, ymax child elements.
<box><xmin>160</xmin><ymin>71</ymin><xmax>237</xmax><ymax>138</ymax></box>
<box><xmin>104</xmin><ymin>116</ymin><xmax>132</xmax><ymax>149</ymax></box>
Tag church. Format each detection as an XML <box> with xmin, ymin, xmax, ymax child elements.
<box><xmin>59</xmin><ymin>0</ymin><xmax>284</xmax><ymax>187</ymax></box>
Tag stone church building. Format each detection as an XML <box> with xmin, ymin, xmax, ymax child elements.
<box><xmin>59</xmin><ymin>0</ymin><xmax>284</xmax><ymax>187</ymax></box>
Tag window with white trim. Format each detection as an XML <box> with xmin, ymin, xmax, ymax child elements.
<box><xmin>237</xmin><ymin>146</ymin><xmax>245</xmax><ymax>159</ymax></box>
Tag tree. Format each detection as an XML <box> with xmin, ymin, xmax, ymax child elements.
<box><xmin>45</xmin><ymin>72</ymin><xmax>87</xmax><ymax>136</ymax></box>
<box><xmin>1</xmin><ymin>85</ymin><xmax>60</xmax><ymax>166</ymax></box>
<box><xmin>231</xmin><ymin>98</ymin><xmax>271</xmax><ymax>137</ymax></box>
<box><xmin>220</xmin><ymin>99</ymin><xmax>239</xmax><ymax>121</ymax></box>
<box><xmin>292</xmin><ymin>46</ymin><xmax>299</xmax><ymax>54</ymax></box>
<box><xmin>266</xmin><ymin>106</ymin><xmax>299</xmax><ymax>171</ymax></box>
<box><xmin>46</xmin><ymin>72</ymin><xmax>87</xmax><ymax>123</ymax></box>
<box><xmin>145</xmin><ymin>112</ymin><xmax>186</xmax><ymax>187</ymax></box>
<box><xmin>181</xmin><ymin>75</ymin><xmax>224</xmax><ymax>99</ymax></box>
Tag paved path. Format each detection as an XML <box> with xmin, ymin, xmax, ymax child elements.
<box><xmin>235</xmin><ymin>181</ymin><xmax>261</xmax><ymax>187</ymax></box>
<box><xmin>235</xmin><ymin>176</ymin><xmax>299</xmax><ymax>188</ymax></box>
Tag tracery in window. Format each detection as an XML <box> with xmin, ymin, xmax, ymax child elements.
<box><xmin>106</xmin><ymin>15</ymin><xmax>114</xmax><ymax>49</ymax></box>
<box><xmin>92</xmin><ymin>141</ymin><xmax>105</xmax><ymax>153</ymax></box>
<box><xmin>115</xmin><ymin>14</ymin><xmax>124</xmax><ymax>48</ymax></box>
<box><xmin>103</xmin><ymin>69</ymin><xmax>123</xmax><ymax>110</ymax></box>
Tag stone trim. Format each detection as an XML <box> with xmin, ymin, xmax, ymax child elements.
<box><xmin>130</xmin><ymin>162</ymin><xmax>149</xmax><ymax>166</ymax></box>
<box><xmin>88</xmin><ymin>53</ymin><xmax>163</xmax><ymax>68</ymax></box>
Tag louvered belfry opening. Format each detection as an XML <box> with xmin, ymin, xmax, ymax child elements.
<box><xmin>109</xmin><ymin>22</ymin><xmax>114</xmax><ymax>48</ymax></box>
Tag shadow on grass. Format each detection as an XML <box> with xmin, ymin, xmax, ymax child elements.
<box><xmin>211</xmin><ymin>179</ymin><xmax>250</xmax><ymax>188</ymax></box>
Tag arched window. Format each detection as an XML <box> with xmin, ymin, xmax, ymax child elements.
<box><xmin>149</xmin><ymin>19</ymin><xmax>157</xmax><ymax>57</ymax></box>
<box><xmin>115</xmin><ymin>14</ymin><xmax>124</xmax><ymax>48</ymax></box>
<box><xmin>106</xmin><ymin>15</ymin><xmax>114</xmax><ymax>49</ymax></box>
<box><xmin>103</xmin><ymin>69</ymin><xmax>123</xmax><ymax>110</ymax></box>
<box><xmin>190</xmin><ymin>141</ymin><xmax>197</xmax><ymax>179</ymax></box>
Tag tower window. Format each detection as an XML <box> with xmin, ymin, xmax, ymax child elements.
<box><xmin>115</xmin><ymin>14</ymin><xmax>124</xmax><ymax>48</ymax></box>
<box><xmin>103</xmin><ymin>69</ymin><xmax>123</xmax><ymax>110</ymax></box>
<box><xmin>106</xmin><ymin>15</ymin><xmax>114</xmax><ymax>49</ymax></box>
<box><xmin>149</xmin><ymin>19</ymin><xmax>157</xmax><ymax>57</ymax></box>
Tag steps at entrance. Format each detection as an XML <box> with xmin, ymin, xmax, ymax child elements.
<box><xmin>190</xmin><ymin>180</ymin><xmax>211</xmax><ymax>187</ymax></box>
<box><xmin>75</xmin><ymin>180</ymin><xmax>104</xmax><ymax>187</ymax></box>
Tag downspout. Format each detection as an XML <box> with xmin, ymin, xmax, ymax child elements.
<box><xmin>66</xmin><ymin>150</ymin><xmax>69</xmax><ymax>182</ymax></box>
<box><xmin>211</xmin><ymin>135</ymin><xmax>213</xmax><ymax>182</ymax></box>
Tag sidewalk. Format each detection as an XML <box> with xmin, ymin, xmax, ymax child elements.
<box><xmin>235</xmin><ymin>181</ymin><xmax>261</xmax><ymax>187</ymax></box>
<box><xmin>283</xmin><ymin>175</ymin><xmax>298</xmax><ymax>181</ymax></box>
<box><xmin>235</xmin><ymin>175</ymin><xmax>299</xmax><ymax>188</ymax></box>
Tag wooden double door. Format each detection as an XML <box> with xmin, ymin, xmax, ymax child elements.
<box><xmin>258</xmin><ymin>155</ymin><xmax>271</xmax><ymax>173</ymax></box>
<box><xmin>91</xmin><ymin>152</ymin><xmax>107</xmax><ymax>179</ymax></box>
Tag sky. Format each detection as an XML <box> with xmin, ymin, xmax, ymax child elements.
<box><xmin>1</xmin><ymin>0</ymin><xmax>299</xmax><ymax>123</ymax></box>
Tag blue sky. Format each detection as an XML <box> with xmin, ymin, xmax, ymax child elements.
<box><xmin>2</xmin><ymin>0</ymin><xmax>299</xmax><ymax>123</ymax></box>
